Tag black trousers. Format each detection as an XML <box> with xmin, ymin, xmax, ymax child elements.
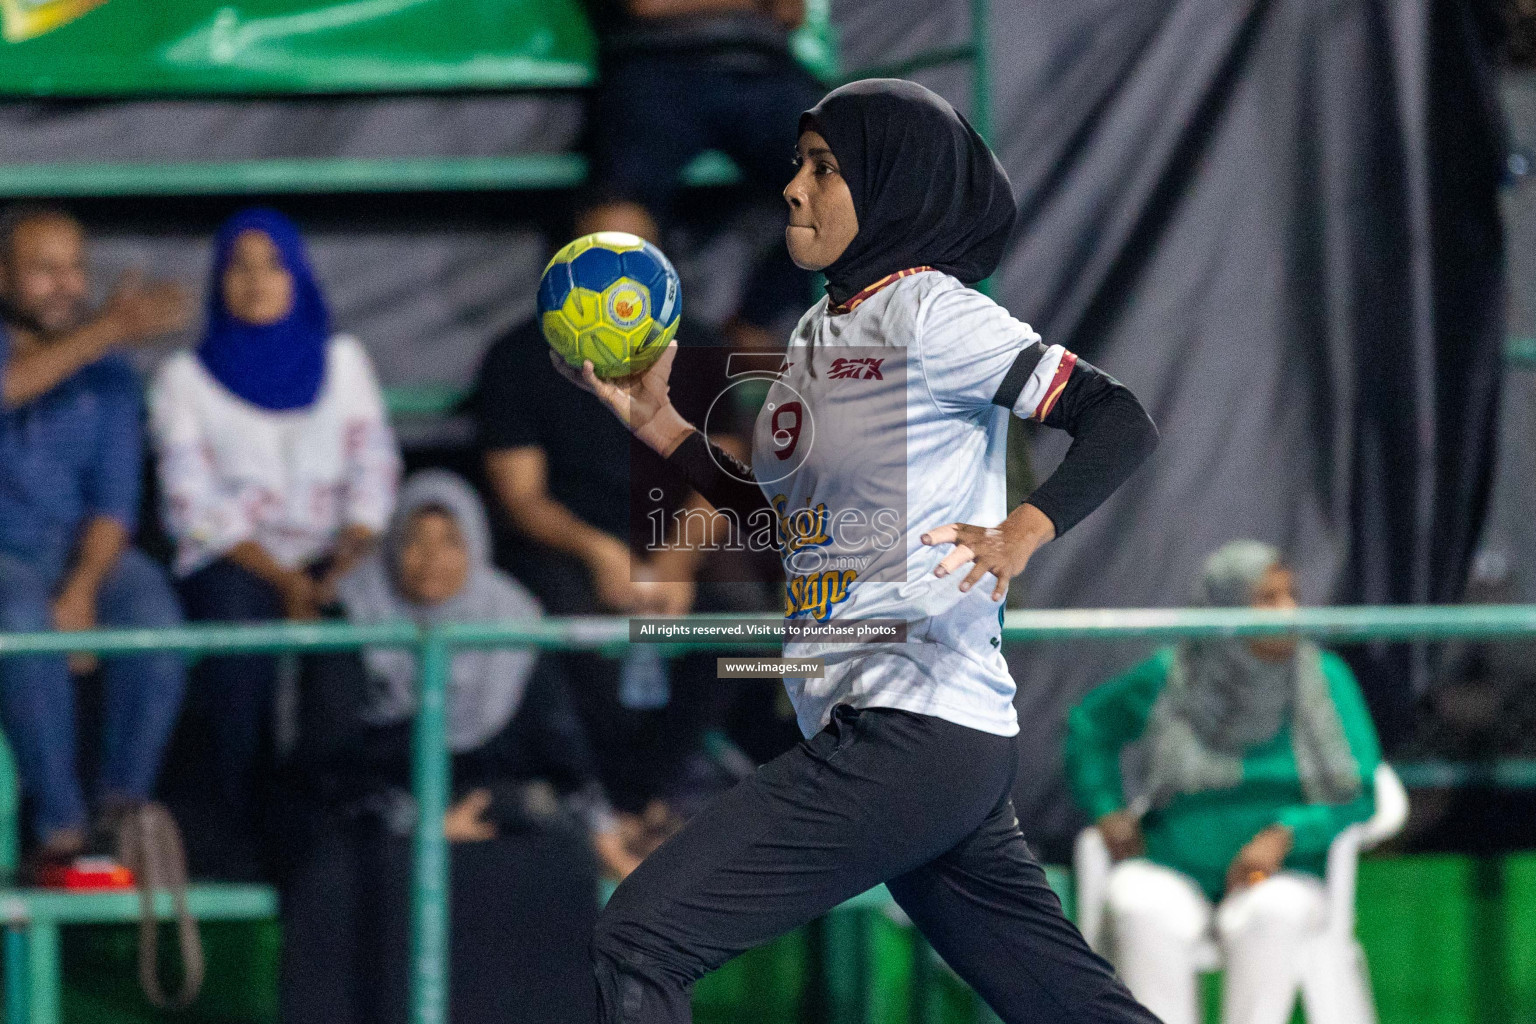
<box><xmin>592</xmin><ymin>704</ymin><xmax>1159</xmax><ymax>1024</ymax></box>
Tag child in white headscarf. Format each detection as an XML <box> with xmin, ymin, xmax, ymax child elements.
<box><xmin>335</xmin><ymin>469</ymin><xmax>636</xmax><ymax>872</ymax></box>
<box><xmin>280</xmin><ymin>471</ymin><xmax>638</xmax><ymax>1024</ymax></box>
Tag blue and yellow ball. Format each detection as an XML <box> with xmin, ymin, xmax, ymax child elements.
<box><xmin>537</xmin><ymin>231</ymin><xmax>681</xmax><ymax>379</ymax></box>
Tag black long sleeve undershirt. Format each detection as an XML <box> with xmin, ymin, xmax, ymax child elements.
<box><xmin>662</xmin><ymin>356</ymin><xmax>1158</xmax><ymax>538</ymax></box>
<box><xmin>1023</xmin><ymin>358</ymin><xmax>1159</xmax><ymax>535</ymax></box>
<box><xmin>664</xmin><ymin>429</ymin><xmax>776</xmax><ymax>525</ymax></box>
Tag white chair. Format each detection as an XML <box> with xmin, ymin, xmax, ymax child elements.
<box><xmin>1074</xmin><ymin>763</ymin><xmax>1409</xmax><ymax>1023</ymax></box>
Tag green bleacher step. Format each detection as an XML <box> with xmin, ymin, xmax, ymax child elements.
<box><xmin>0</xmin><ymin>150</ymin><xmax>742</xmax><ymax>198</ymax></box>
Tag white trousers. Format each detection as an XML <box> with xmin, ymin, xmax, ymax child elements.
<box><xmin>1103</xmin><ymin>860</ymin><xmax>1330</xmax><ymax>1024</ymax></box>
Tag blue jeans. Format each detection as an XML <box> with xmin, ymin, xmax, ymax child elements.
<box><xmin>0</xmin><ymin>547</ymin><xmax>187</xmax><ymax>843</ymax></box>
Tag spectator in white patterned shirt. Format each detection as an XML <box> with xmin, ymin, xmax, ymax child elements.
<box><xmin>149</xmin><ymin>207</ymin><xmax>400</xmax><ymax>877</ymax></box>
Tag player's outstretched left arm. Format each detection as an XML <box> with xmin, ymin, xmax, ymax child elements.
<box><xmin>922</xmin><ymin>360</ymin><xmax>1158</xmax><ymax>600</ymax></box>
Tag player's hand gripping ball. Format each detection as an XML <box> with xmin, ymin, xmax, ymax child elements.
<box><xmin>538</xmin><ymin>232</ymin><xmax>681</xmax><ymax>379</ymax></box>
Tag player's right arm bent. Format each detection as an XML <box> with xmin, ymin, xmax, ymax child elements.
<box><xmin>549</xmin><ymin>343</ymin><xmax>773</xmax><ymax>525</ymax></box>
<box><xmin>923</xmin><ymin>352</ymin><xmax>1160</xmax><ymax>600</ymax></box>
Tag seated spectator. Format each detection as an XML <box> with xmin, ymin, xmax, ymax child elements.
<box><xmin>1064</xmin><ymin>541</ymin><xmax>1381</xmax><ymax>1024</ymax></box>
<box><xmin>476</xmin><ymin>206</ymin><xmax>795</xmax><ymax>814</ymax></box>
<box><xmin>585</xmin><ymin>0</ymin><xmax>824</xmax><ymax>347</ymax></box>
<box><xmin>149</xmin><ymin>207</ymin><xmax>400</xmax><ymax>877</ymax></box>
<box><xmin>281</xmin><ymin>470</ymin><xmax>633</xmax><ymax>1024</ymax></box>
<box><xmin>0</xmin><ymin>204</ymin><xmax>190</xmax><ymax>869</ymax></box>
<box><xmin>335</xmin><ymin>469</ymin><xmax>637</xmax><ymax>875</ymax></box>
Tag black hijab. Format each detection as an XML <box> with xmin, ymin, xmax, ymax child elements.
<box><xmin>800</xmin><ymin>79</ymin><xmax>1017</xmax><ymax>306</ymax></box>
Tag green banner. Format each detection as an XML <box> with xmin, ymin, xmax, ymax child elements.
<box><xmin>0</xmin><ymin>0</ymin><xmax>598</xmax><ymax>95</ymax></box>
<box><xmin>0</xmin><ymin>0</ymin><xmax>837</xmax><ymax>97</ymax></box>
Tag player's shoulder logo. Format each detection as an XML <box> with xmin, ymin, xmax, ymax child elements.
<box><xmin>828</xmin><ymin>357</ymin><xmax>884</xmax><ymax>381</ymax></box>
<box><xmin>607</xmin><ymin>284</ymin><xmax>649</xmax><ymax>328</ymax></box>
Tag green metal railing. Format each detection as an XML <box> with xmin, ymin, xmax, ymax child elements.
<box><xmin>3</xmin><ymin>604</ymin><xmax>1535</xmax><ymax>1022</ymax></box>
<box><xmin>0</xmin><ymin>150</ymin><xmax>749</xmax><ymax>200</ymax></box>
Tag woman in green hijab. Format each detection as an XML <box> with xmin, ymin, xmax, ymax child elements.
<box><xmin>1063</xmin><ymin>540</ymin><xmax>1380</xmax><ymax>1024</ymax></box>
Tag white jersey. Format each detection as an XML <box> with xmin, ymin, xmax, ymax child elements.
<box><xmin>751</xmin><ymin>269</ymin><xmax>1074</xmax><ymax>738</ymax></box>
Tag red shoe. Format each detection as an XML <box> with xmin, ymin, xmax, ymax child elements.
<box><xmin>34</xmin><ymin>855</ymin><xmax>135</xmax><ymax>890</ymax></box>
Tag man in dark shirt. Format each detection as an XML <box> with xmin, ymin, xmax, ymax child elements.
<box><xmin>477</xmin><ymin>206</ymin><xmax>763</xmax><ymax>810</ymax></box>
<box><xmin>479</xmin><ymin>315</ymin><xmax>719</xmax><ymax>611</ymax></box>
<box><xmin>0</xmin><ymin>205</ymin><xmax>191</xmax><ymax>866</ymax></box>
<box><xmin>478</xmin><ymin>206</ymin><xmax>721</xmax><ymax>617</ymax></box>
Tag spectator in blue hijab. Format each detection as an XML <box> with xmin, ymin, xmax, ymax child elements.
<box><xmin>196</xmin><ymin>207</ymin><xmax>330</xmax><ymax>411</ymax></box>
<box><xmin>150</xmin><ymin>207</ymin><xmax>400</xmax><ymax>878</ymax></box>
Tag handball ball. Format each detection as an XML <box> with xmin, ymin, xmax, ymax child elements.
<box><xmin>537</xmin><ymin>231</ymin><xmax>681</xmax><ymax>379</ymax></box>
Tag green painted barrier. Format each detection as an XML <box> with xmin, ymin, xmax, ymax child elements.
<box><xmin>0</xmin><ymin>150</ymin><xmax>752</xmax><ymax>200</ymax></box>
<box><xmin>3</xmin><ymin>604</ymin><xmax>1536</xmax><ymax>1023</ymax></box>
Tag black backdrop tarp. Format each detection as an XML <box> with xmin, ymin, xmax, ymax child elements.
<box><xmin>972</xmin><ymin>0</ymin><xmax>1507</xmax><ymax>859</ymax></box>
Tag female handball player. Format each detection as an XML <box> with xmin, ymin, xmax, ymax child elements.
<box><xmin>559</xmin><ymin>78</ymin><xmax>1162</xmax><ymax>1024</ymax></box>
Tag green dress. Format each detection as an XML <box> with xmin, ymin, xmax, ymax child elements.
<box><xmin>1063</xmin><ymin>647</ymin><xmax>1381</xmax><ymax>900</ymax></box>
